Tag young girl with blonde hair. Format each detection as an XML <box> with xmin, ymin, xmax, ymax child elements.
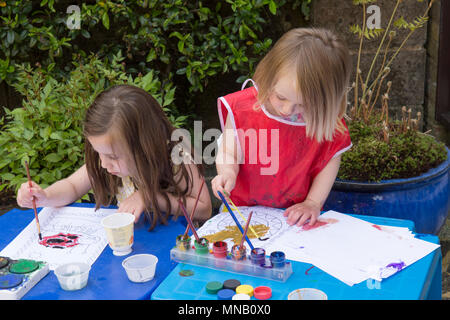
<box><xmin>212</xmin><ymin>28</ymin><xmax>352</xmax><ymax>227</ymax></box>
<box><xmin>17</xmin><ymin>84</ymin><xmax>212</xmax><ymax>229</ymax></box>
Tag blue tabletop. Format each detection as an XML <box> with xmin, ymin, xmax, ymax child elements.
<box><xmin>0</xmin><ymin>202</ymin><xmax>187</xmax><ymax>300</ymax></box>
<box><xmin>151</xmin><ymin>214</ymin><xmax>442</xmax><ymax>300</ymax></box>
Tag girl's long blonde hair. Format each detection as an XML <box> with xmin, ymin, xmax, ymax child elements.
<box><xmin>83</xmin><ymin>84</ymin><xmax>197</xmax><ymax>230</ymax></box>
<box><xmin>253</xmin><ymin>28</ymin><xmax>351</xmax><ymax>143</ymax></box>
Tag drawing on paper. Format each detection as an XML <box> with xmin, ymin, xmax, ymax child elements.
<box><xmin>197</xmin><ymin>206</ymin><xmax>290</xmax><ymax>250</ymax></box>
<box><xmin>39</xmin><ymin>233</ymin><xmax>81</xmax><ymax>249</ymax></box>
<box><xmin>0</xmin><ymin>206</ymin><xmax>117</xmax><ymax>270</ymax></box>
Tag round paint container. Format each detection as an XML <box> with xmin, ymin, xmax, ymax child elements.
<box><xmin>231</xmin><ymin>244</ymin><xmax>246</xmax><ymax>272</ymax></box>
<box><xmin>194</xmin><ymin>238</ymin><xmax>209</xmax><ymax>264</ymax></box>
<box><xmin>122</xmin><ymin>254</ymin><xmax>158</xmax><ymax>283</ymax></box>
<box><xmin>194</xmin><ymin>238</ymin><xmax>209</xmax><ymax>254</ymax></box>
<box><xmin>54</xmin><ymin>262</ymin><xmax>90</xmax><ymax>291</ymax></box>
<box><xmin>212</xmin><ymin>241</ymin><xmax>228</xmax><ymax>258</ymax></box>
<box><xmin>176</xmin><ymin>234</ymin><xmax>191</xmax><ymax>251</ymax></box>
<box><xmin>250</xmin><ymin>248</ymin><xmax>266</xmax><ymax>266</ymax></box>
<box><xmin>270</xmin><ymin>251</ymin><xmax>286</xmax><ymax>268</ymax></box>
<box><xmin>288</xmin><ymin>288</ymin><xmax>328</xmax><ymax>300</ymax></box>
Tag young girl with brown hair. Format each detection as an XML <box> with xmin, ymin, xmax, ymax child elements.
<box><xmin>17</xmin><ymin>84</ymin><xmax>212</xmax><ymax>229</ymax></box>
<box><xmin>211</xmin><ymin>28</ymin><xmax>352</xmax><ymax>228</ymax></box>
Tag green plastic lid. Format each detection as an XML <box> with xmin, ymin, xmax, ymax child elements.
<box><xmin>9</xmin><ymin>259</ymin><xmax>39</xmax><ymax>274</ymax></box>
<box><xmin>206</xmin><ymin>281</ymin><xmax>223</xmax><ymax>294</ymax></box>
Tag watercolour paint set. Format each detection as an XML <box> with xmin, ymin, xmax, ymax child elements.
<box><xmin>170</xmin><ymin>243</ymin><xmax>293</xmax><ymax>282</ymax></box>
<box><xmin>0</xmin><ymin>257</ymin><xmax>49</xmax><ymax>300</ymax></box>
<box><xmin>171</xmin><ymin>192</ymin><xmax>293</xmax><ymax>282</ymax></box>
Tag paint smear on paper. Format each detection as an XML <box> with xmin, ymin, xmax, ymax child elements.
<box><xmin>203</xmin><ymin>224</ymin><xmax>269</xmax><ymax>244</ymax></box>
<box><xmin>301</xmin><ymin>218</ymin><xmax>338</xmax><ymax>231</ymax></box>
<box><xmin>39</xmin><ymin>233</ymin><xmax>80</xmax><ymax>249</ymax></box>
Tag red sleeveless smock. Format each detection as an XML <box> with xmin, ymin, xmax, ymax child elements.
<box><xmin>217</xmin><ymin>85</ymin><xmax>352</xmax><ymax>208</ymax></box>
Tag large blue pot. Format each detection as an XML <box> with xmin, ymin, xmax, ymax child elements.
<box><xmin>324</xmin><ymin>147</ymin><xmax>450</xmax><ymax>234</ymax></box>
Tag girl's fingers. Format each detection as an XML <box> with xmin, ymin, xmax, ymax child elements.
<box><xmin>296</xmin><ymin>213</ymin><xmax>310</xmax><ymax>227</ymax></box>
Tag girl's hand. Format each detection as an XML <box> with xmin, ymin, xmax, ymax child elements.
<box><xmin>17</xmin><ymin>181</ymin><xmax>48</xmax><ymax>208</ymax></box>
<box><xmin>283</xmin><ymin>199</ymin><xmax>321</xmax><ymax>227</ymax></box>
<box><xmin>211</xmin><ymin>172</ymin><xmax>236</xmax><ymax>199</ymax></box>
<box><xmin>118</xmin><ymin>190</ymin><xmax>146</xmax><ymax>223</ymax></box>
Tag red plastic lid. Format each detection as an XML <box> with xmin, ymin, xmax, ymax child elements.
<box><xmin>254</xmin><ymin>286</ymin><xmax>272</xmax><ymax>300</ymax></box>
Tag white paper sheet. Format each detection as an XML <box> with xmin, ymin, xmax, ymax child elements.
<box><xmin>197</xmin><ymin>207</ymin><xmax>440</xmax><ymax>286</ymax></box>
<box><xmin>0</xmin><ymin>206</ymin><xmax>117</xmax><ymax>270</ymax></box>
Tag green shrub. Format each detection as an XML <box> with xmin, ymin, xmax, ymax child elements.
<box><xmin>0</xmin><ymin>52</ymin><xmax>184</xmax><ymax>194</ymax></box>
<box><xmin>1</xmin><ymin>0</ymin><xmax>312</xmax><ymax>108</ymax></box>
<box><xmin>338</xmin><ymin>111</ymin><xmax>447</xmax><ymax>182</ymax></box>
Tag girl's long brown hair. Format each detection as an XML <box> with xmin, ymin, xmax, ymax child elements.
<box><xmin>83</xmin><ymin>84</ymin><xmax>195</xmax><ymax>230</ymax></box>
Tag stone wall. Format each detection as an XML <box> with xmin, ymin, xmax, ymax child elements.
<box><xmin>312</xmin><ymin>0</ymin><xmax>430</xmax><ymax>129</ymax></box>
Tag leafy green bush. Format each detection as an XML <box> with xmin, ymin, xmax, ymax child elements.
<box><xmin>0</xmin><ymin>52</ymin><xmax>184</xmax><ymax>194</ymax></box>
<box><xmin>1</xmin><ymin>0</ymin><xmax>312</xmax><ymax>100</ymax></box>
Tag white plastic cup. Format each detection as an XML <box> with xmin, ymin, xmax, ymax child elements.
<box><xmin>54</xmin><ymin>262</ymin><xmax>90</xmax><ymax>291</ymax></box>
<box><xmin>101</xmin><ymin>212</ymin><xmax>135</xmax><ymax>256</ymax></box>
<box><xmin>122</xmin><ymin>254</ymin><xmax>158</xmax><ymax>283</ymax></box>
<box><xmin>288</xmin><ymin>288</ymin><xmax>328</xmax><ymax>300</ymax></box>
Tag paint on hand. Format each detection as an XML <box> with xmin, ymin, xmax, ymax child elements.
<box><xmin>39</xmin><ymin>233</ymin><xmax>80</xmax><ymax>249</ymax></box>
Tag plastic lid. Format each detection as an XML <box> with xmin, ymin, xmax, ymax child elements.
<box><xmin>9</xmin><ymin>259</ymin><xmax>39</xmax><ymax>274</ymax></box>
<box><xmin>0</xmin><ymin>257</ymin><xmax>9</xmax><ymax>269</ymax></box>
<box><xmin>236</xmin><ymin>284</ymin><xmax>254</xmax><ymax>297</ymax></box>
<box><xmin>206</xmin><ymin>281</ymin><xmax>223</xmax><ymax>294</ymax></box>
<box><xmin>0</xmin><ymin>274</ymin><xmax>24</xmax><ymax>289</ymax></box>
<box><xmin>217</xmin><ymin>288</ymin><xmax>235</xmax><ymax>300</ymax></box>
<box><xmin>254</xmin><ymin>286</ymin><xmax>272</xmax><ymax>300</ymax></box>
<box><xmin>223</xmin><ymin>279</ymin><xmax>241</xmax><ymax>291</ymax></box>
<box><xmin>232</xmin><ymin>293</ymin><xmax>251</xmax><ymax>300</ymax></box>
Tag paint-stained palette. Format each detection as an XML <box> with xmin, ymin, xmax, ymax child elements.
<box><xmin>0</xmin><ymin>256</ymin><xmax>49</xmax><ymax>300</ymax></box>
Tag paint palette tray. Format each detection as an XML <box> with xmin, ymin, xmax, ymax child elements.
<box><xmin>170</xmin><ymin>247</ymin><xmax>293</xmax><ymax>282</ymax></box>
<box><xmin>0</xmin><ymin>256</ymin><xmax>49</xmax><ymax>300</ymax></box>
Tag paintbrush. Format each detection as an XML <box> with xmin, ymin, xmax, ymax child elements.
<box><xmin>183</xmin><ymin>178</ymin><xmax>205</xmax><ymax>238</ymax></box>
<box><xmin>223</xmin><ymin>191</ymin><xmax>260</xmax><ymax>239</ymax></box>
<box><xmin>178</xmin><ymin>199</ymin><xmax>201</xmax><ymax>243</ymax></box>
<box><xmin>217</xmin><ymin>191</ymin><xmax>254</xmax><ymax>250</ymax></box>
<box><xmin>239</xmin><ymin>211</ymin><xmax>253</xmax><ymax>250</ymax></box>
<box><xmin>25</xmin><ymin>161</ymin><xmax>42</xmax><ymax>240</ymax></box>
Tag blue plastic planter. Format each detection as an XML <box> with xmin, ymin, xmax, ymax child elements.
<box><xmin>324</xmin><ymin>147</ymin><xmax>450</xmax><ymax>234</ymax></box>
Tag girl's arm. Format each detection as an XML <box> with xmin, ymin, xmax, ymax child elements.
<box><xmin>212</xmin><ymin>113</ymin><xmax>240</xmax><ymax>198</ymax></box>
<box><xmin>17</xmin><ymin>164</ymin><xmax>92</xmax><ymax>208</ymax></box>
<box><xmin>159</xmin><ymin>163</ymin><xmax>212</xmax><ymax>223</ymax></box>
<box><xmin>284</xmin><ymin>155</ymin><xmax>342</xmax><ymax>226</ymax></box>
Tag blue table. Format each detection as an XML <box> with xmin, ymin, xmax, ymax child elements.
<box><xmin>151</xmin><ymin>214</ymin><xmax>442</xmax><ymax>300</ymax></box>
<box><xmin>0</xmin><ymin>202</ymin><xmax>187</xmax><ymax>300</ymax></box>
